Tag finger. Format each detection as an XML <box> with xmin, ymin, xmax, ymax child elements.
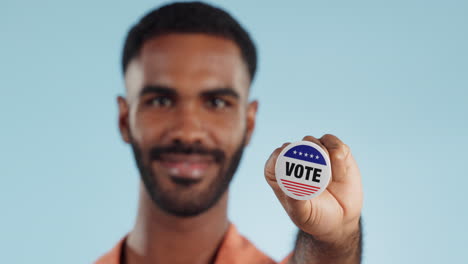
<box><xmin>319</xmin><ymin>134</ymin><xmax>363</xmax><ymax>219</ymax></box>
<box><xmin>264</xmin><ymin>142</ymin><xmax>290</xmax><ymax>181</ymax></box>
<box><xmin>264</xmin><ymin>143</ymin><xmax>307</xmax><ymax>206</ymax></box>
<box><xmin>319</xmin><ymin>134</ymin><xmax>349</xmax><ymax>183</ymax></box>
<box><xmin>302</xmin><ymin>135</ymin><xmax>326</xmax><ymax>147</ymax></box>
<box><xmin>302</xmin><ymin>135</ymin><xmax>330</xmax><ymax>157</ymax></box>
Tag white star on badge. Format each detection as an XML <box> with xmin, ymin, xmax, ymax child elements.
<box><xmin>304</xmin><ymin>153</ymin><xmax>308</xmax><ymax>157</ymax></box>
<box><xmin>293</xmin><ymin>151</ymin><xmax>297</xmax><ymax>154</ymax></box>
<box><xmin>299</xmin><ymin>152</ymin><xmax>303</xmax><ymax>155</ymax></box>
<box><xmin>309</xmin><ymin>154</ymin><xmax>314</xmax><ymax>159</ymax></box>
<box><xmin>316</xmin><ymin>156</ymin><xmax>319</xmax><ymax>159</ymax></box>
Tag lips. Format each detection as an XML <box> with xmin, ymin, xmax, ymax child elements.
<box><xmin>156</xmin><ymin>153</ymin><xmax>215</xmax><ymax>181</ymax></box>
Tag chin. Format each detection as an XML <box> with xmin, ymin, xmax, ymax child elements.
<box><xmin>146</xmin><ymin>172</ymin><xmax>229</xmax><ymax>218</ymax></box>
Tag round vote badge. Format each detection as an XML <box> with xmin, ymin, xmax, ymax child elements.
<box><xmin>275</xmin><ymin>141</ymin><xmax>332</xmax><ymax>200</ymax></box>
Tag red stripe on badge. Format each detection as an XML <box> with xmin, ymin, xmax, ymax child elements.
<box><xmin>291</xmin><ymin>192</ymin><xmax>304</xmax><ymax>196</ymax></box>
<box><xmin>286</xmin><ymin>188</ymin><xmax>312</xmax><ymax>195</ymax></box>
<box><xmin>281</xmin><ymin>179</ymin><xmax>321</xmax><ymax>190</ymax></box>
<box><xmin>282</xmin><ymin>182</ymin><xmax>317</xmax><ymax>192</ymax></box>
<box><xmin>283</xmin><ymin>185</ymin><xmax>315</xmax><ymax>195</ymax></box>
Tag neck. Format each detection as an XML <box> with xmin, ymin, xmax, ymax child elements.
<box><xmin>125</xmin><ymin>183</ymin><xmax>230</xmax><ymax>264</ymax></box>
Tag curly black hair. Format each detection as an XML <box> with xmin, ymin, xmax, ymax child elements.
<box><xmin>122</xmin><ymin>1</ymin><xmax>257</xmax><ymax>81</ymax></box>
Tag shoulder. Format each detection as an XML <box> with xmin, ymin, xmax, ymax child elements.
<box><xmin>94</xmin><ymin>237</ymin><xmax>126</xmax><ymax>264</ymax></box>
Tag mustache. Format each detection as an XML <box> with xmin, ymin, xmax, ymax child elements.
<box><xmin>149</xmin><ymin>143</ymin><xmax>225</xmax><ymax>163</ymax></box>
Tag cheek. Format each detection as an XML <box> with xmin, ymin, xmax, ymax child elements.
<box><xmin>209</xmin><ymin>111</ymin><xmax>247</xmax><ymax>150</ymax></box>
<box><xmin>129</xmin><ymin>106</ymin><xmax>162</xmax><ymax>145</ymax></box>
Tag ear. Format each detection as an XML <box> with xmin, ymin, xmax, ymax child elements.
<box><xmin>117</xmin><ymin>96</ymin><xmax>131</xmax><ymax>144</ymax></box>
<box><xmin>244</xmin><ymin>100</ymin><xmax>258</xmax><ymax>146</ymax></box>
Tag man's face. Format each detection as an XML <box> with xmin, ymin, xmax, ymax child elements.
<box><xmin>118</xmin><ymin>33</ymin><xmax>257</xmax><ymax>217</ymax></box>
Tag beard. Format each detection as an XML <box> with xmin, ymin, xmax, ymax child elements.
<box><xmin>129</xmin><ymin>133</ymin><xmax>246</xmax><ymax>218</ymax></box>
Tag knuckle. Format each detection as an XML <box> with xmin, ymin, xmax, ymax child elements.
<box><xmin>321</xmin><ymin>134</ymin><xmax>342</xmax><ymax>150</ymax></box>
<box><xmin>264</xmin><ymin>163</ymin><xmax>276</xmax><ymax>179</ymax></box>
<box><xmin>343</xmin><ymin>143</ymin><xmax>350</xmax><ymax>152</ymax></box>
<box><xmin>329</xmin><ymin>147</ymin><xmax>342</xmax><ymax>158</ymax></box>
<box><xmin>321</xmin><ymin>133</ymin><xmax>336</xmax><ymax>141</ymax></box>
<box><xmin>326</xmin><ymin>142</ymin><xmax>347</xmax><ymax>160</ymax></box>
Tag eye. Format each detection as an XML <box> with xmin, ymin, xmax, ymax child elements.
<box><xmin>148</xmin><ymin>96</ymin><xmax>173</xmax><ymax>107</ymax></box>
<box><xmin>206</xmin><ymin>97</ymin><xmax>230</xmax><ymax>109</ymax></box>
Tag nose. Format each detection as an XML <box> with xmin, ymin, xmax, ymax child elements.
<box><xmin>168</xmin><ymin>105</ymin><xmax>208</xmax><ymax>146</ymax></box>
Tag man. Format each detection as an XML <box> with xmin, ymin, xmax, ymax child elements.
<box><xmin>96</xmin><ymin>2</ymin><xmax>363</xmax><ymax>264</ymax></box>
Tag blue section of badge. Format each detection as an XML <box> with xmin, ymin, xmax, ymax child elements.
<box><xmin>284</xmin><ymin>145</ymin><xmax>327</xmax><ymax>166</ymax></box>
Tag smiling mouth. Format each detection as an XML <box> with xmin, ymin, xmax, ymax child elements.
<box><xmin>156</xmin><ymin>153</ymin><xmax>215</xmax><ymax>183</ymax></box>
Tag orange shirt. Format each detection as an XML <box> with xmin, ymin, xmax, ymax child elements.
<box><xmin>95</xmin><ymin>224</ymin><xmax>291</xmax><ymax>264</ymax></box>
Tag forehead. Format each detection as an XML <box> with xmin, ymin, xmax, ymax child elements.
<box><xmin>124</xmin><ymin>33</ymin><xmax>250</xmax><ymax>100</ymax></box>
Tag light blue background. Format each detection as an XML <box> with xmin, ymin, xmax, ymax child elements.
<box><xmin>1</xmin><ymin>0</ymin><xmax>467</xmax><ymax>263</ymax></box>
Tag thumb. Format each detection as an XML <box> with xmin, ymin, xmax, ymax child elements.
<box><xmin>264</xmin><ymin>142</ymin><xmax>290</xmax><ymax>182</ymax></box>
<box><xmin>264</xmin><ymin>143</ymin><xmax>311</xmax><ymax>221</ymax></box>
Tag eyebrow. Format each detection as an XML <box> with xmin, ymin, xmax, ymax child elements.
<box><xmin>139</xmin><ymin>85</ymin><xmax>177</xmax><ymax>97</ymax></box>
<box><xmin>201</xmin><ymin>87</ymin><xmax>240</xmax><ymax>99</ymax></box>
<box><xmin>139</xmin><ymin>85</ymin><xmax>240</xmax><ymax>100</ymax></box>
